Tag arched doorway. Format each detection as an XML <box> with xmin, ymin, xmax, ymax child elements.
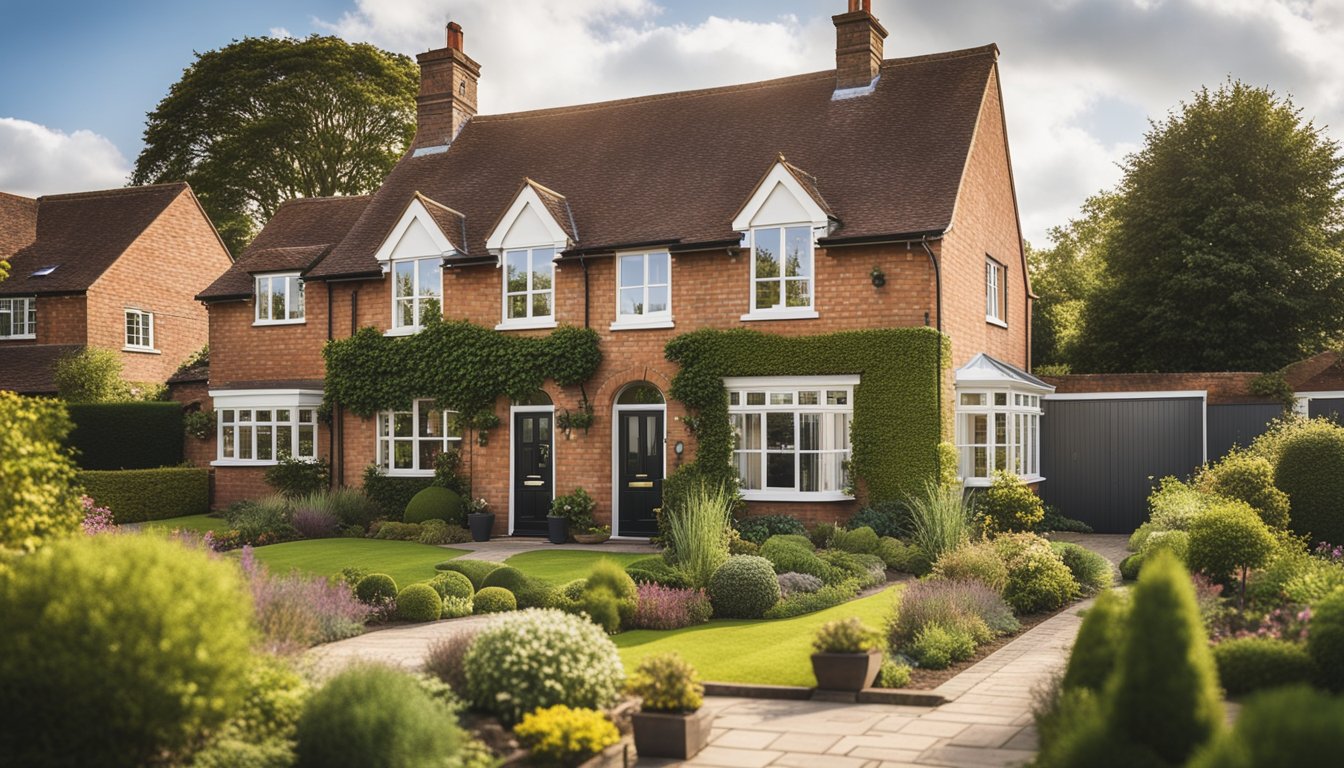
<box><xmin>511</xmin><ymin>390</ymin><xmax>554</xmax><ymax>536</ymax></box>
<box><xmin>612</xmin><ymin>382</ymin><xmax>666</xmax><ymax>537</ymax></box>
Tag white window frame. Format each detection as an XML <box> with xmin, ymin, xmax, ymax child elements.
<box><xmin>377</xmin><ymin>398</ymin><xmax>462</xmax><ymax>476</ymax></box>
<box><xmin>726</xmin><ymin>375</ymin><xmax>856</xmax><ymax>502</ymax></box>
<box><xmin>611</xmin><ymin>250</ymin><xmax>673</xmax><ymax>330</ymax></box>
<box><xmin>955</xmin><ymin>389</ymin><xmax>1042</xmax><ymax>486</ymax></box>
<box><xmin>389</xmin><ymin>256</ymin><xmax>443</xmax><ymax>335</ymax></box>
<box><xmin>0</xmin><ymin>296</ymin><xmax>37</xmax><ymax>339</ymax></box>
<box><xmin>498</xmin><ymin>246</ymin><xmax>558</xmax><ymax>330</ymax></box>
<box><xmin>123</xmin><ymin>309</ymin><xmax>156</xmax><ymax>352</ymax></box>
<box><xmin>254</xmin><ymin>272</ymin><xmax>305</xmax><ymax>326</ymax></box>
<box><xmin>210</xmin><ymin>389</ymin><xmax>322</xmax><ymax>467</ymax></box>
<box><xmin>742</xmin><ymin>225</ymin><xmax>819</xmax><ymax>321</ymax></box>
<box><xmin>986</xmin><ymin>256</ymin><xmax>1007</xmax><ymax>327</ymax></box>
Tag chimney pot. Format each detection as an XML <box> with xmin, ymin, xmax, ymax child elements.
<box><xmin>412</xmin><ymin>21</ymin><xmax>480</xmax><ymax>151</ymax></box>
<box><xmin>446</xmin><ymin>21</ymin><xmax>464</xmax><ymax>52</ymax></box>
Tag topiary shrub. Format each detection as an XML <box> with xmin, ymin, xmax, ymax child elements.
<box><xmin>78</xmin><ymin>466</ymin><xmax>210</xmax><ymax>523</ymax></box>
<box><xmin>932</xmin><ymin>540</ymin><xmax>1009</xmax><ymax>594</ymax></box>
<box><xmin>1212</xmin><ymin>637</ymin><xmax>1315</xmax><ymax>696</ymax></box>
<box><xmin>1187</xmin><ymin>500</ymin><xmax>1276</xmax><ymax>604</ymax></box>
<box><xmin>396</xmin><ymin>584</ymin><xmax>443</xmax><ymax>622</ymax></box>
<box><xmin>1275</xmin><ymin>423</ymin><xmax>1344</xmax><ymax>545</ymax></box>
<box><xmin>435</xmin><ymin>558</ymin><xmax>503</xmax><ymax>588</ymax></box>
<box><xmin>1187</xmin><ymin>685</ymin><xmax>1344</xmax><ymax>768</ymax></box>
<box><xmin>831</xmin><ymin>526</ymin><xmax>880</xmax><ymax>554</ymax></box>
<box><xmin>992</xmin><ymin>532</ymin><xmax>1080</xmax><ymax>614</ymax></box>
<box><xmin>404</xmin><ymin>486</ymin><xmax>465</xmax><ymax>526</ymax></box>
<box><xmin>1051</xmin><ymin>542</ymin><xmax>1114</xmax><ymax>594</ymax></box>
<box><xmin>1307</xmin><ymin>588</ymin><xmax>1344</xmax><ymax>692</ymax></box>
<box><xmin>429</xmin><ymin>570</ymin><xmax>474</xmax><ymax>600</ymax></box>
<box><xmin>473</xmin><ymin>587</ymin><xmax>517</xmax><ymax>614</ymax></box>
<box><xmin>846</xmin><ymin>501</ymin><xmax>908</xmax><ymax>538</ymax></box>
<box><xmin>582</xmin><ymin>559</ymin><xmax>637</xmax><ymax>631</ymax></box>
<box><xmin>909</xmin><ymin>622</ymin><xmax>976</xmax><ymax>669</ymax></box>
<box><xmin>625</xmin><ymin>557</ymin><xmax>691</xmax><ymax>588</ymax></box>
<box><xmin>294</xmin><ymin>664</ymin><xmax>460</xmax><ymax>768</ymax></box>
<box><xmin>1109</xmin><ymin>550</ymin><xmax>1224</xmax><ymax>765</ymax></box>
<box><xmin>0</xmin><ymin>534</ymin><xmax>255</xmax><ymax>767</ymax></box>
<box><xmin>355</xmin><ymin>573</ymin><xmax>398</xmax><ymax>605</ymax></box>
<box><xmin>733</xmin><ymin>513</ymin><xmax>807</xmax><ymax>545</ymax></box>
<box><xmin>1061</xmin><ymin>589</ymin><xmax>1129</xmax><ymax>692</ymax></box>
<box><xmin>1119</xmin><ymin>553</ymin><xmax>1144</xmax><ymax>581</ymax></box>
<box><xmin>708</xmin><ymin>555</ymin><xmax>782</xmax><ymax>618</ymax></box>
<box><xmin>976</xmin><ymin>470</ymin><xmax>1046</xmax><ymax>534</ymax></box>
<box><xmin>481</xmin><ymin>565</ymin><xmax>555</xmax><ymax>609</ymax></box>
<box><xmin>465</xmin><ymin>608</ymin><xmax>624</xmax><ymax>725</ymax></box>
<box><xmin>627</xmin><ymin>653</ymin><xmax>704</xmax><ymax>713</ymax></box>
<box><xmin>759</xmin><ymin>535</ymin><xmax>839</xmax><ymax>582</ymax></box>
<box><xmin>1197</xmin><ymin>450</ymin><xmax>1290</xmax><ymax>529</ymax></box>
<box><xmin>514</xmin><ymin>705</ymin><xmax>620</xmax><ymax>766</ymax></box>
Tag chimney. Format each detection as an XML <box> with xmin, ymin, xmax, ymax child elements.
<box><xmin>832</xmin><ymin>0</ymin><xmax>887</xmax><ymax>93</ymax></box>
<box><xmin>411</xmin><ymin>21</ymin><xmax>481</xmax><ymax>151</ymax></box>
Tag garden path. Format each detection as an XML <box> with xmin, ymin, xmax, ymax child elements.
<box><xmin>448</xmin><ymin>537</ymin><xmax>661</xmax><ymax>563</ymax></box>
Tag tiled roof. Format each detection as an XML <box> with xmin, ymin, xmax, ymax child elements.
<box><xmin>307</xmin><ymin>45</ymin><xmax>997</xmax><ymax>279</ymax></box>
<box><xmin>167</xmin><ymin>361</ymin><xmax>209</xmax><ymax>385</ymax></box>
<box><xmin>0</xmin><ymin>184</ymin><xmax>189</xmax><ymax>296</ymax></box>
<box><xmin>416</xmin><ymin>193</ymin><xmax>469</xmax><ymax>253</ymax></box>
<box><xmin>0</xmin><ymin>344</ymin><xmax>82</xmax><ymax>394</ymax></box>
<box><xmin>198</xmin><ymin>195</ymin><xmax>371</xmax><ymax>301</ymax></box>
<box><xmin>0</xmin><ymin>191</ymin><xmax>38</xmax><ymax>262</ymax></box>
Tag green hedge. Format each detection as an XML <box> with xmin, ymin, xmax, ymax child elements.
<box><xmin>79</xmin><ymin>467</ymin><xmax>209</xmax><ymax>523</ymax></box>
<box><xmin>65</xmin><ymin>402</ymin><xmax>184</xmax><ymax>470</ymax></box>
<box><xmin>664</xmin><ymin>327</ymin><xmax>947</xmax><ymax>502</ymax></box>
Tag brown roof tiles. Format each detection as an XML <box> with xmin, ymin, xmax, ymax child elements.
<box><xmin>0</xmin><ymin>344</ymin><xmax>82</xmax><ymax>394</ymax></box>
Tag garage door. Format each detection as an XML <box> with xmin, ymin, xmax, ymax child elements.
<box><xmin>1039</xmin><ymin>395</ymin><xmax>1205</xmax><ymax>533</ymax></box>
<box><xmin>1309</xmin><ymin>398</ymin><xmax>1344</xmax><ymax>423</ymax></box>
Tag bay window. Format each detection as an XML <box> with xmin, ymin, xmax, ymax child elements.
<box><xmin>218</xmin><ymin>407</ymin><xmax>318</xmax><ymax>463</ymax></box>
<box><xmin>377</xmin><ymin>399</ymin><xmax>462</xmax><ymax>475</ymax></box>
<box><xmin>727</xmin><ymin>376</ymin><xmax>855</xmax><ymax>501</ymax></box>
<box><xmin>956</xmin><ymin>390</ymin><xmax>1042</xmax><ymax>484</ymax></box>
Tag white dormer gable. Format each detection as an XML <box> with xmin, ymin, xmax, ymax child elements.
<box><xmin>731</xmin><ymin>160</ymin><xmax>832</xmax><ymax>232</ymax></box>
<box><xmin>373</xmin><ymin>196</ymin><xmax>461</xmax><ymax>270</ymax></box>
<box><xmin>485</xmin><ymin>182</ymin><xmax>572</xmax><ymax>255</ymax></box>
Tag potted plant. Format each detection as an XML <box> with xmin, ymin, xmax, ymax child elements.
<box><xmin>465</xmin><ymin>498</ymin><xmax>493</xmax><ymax>542</ymax></box>
<box><xmin>573</xmin><ymin>524</ymin><xmax>611</xmax><ymax>545</ymax></box>
<box><xmin>810</xmin><ymin>617</ymin><xmax>883</xmax><ymax>691</ymax></box>
<box><xmin>627</xmin><ymin>653</ymin><xmax>712</xmax><ymax>760</ymax></box>
<box><xmin>549</xmin><ymin>488</ymin><xmax>596</xmax><ymax>545</ymax></box>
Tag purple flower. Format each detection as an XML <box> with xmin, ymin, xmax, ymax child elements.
<box><xmin>79</xmin><ymin>496</ymin><xmax>117</xmax><ymax>535</ymax></box>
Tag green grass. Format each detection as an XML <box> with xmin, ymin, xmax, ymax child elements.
<box><xmin>502</xmin><ymin>550</ymin><xmax>652</xmax><ymax>585</ymax></box>
<box><xmin>615</xmin><ymin>586</ymin><xmax>902</xmax><ymax>687</ymax></box>
<box><xmin>137</xmin><ymin>514</ymin><xmax>228</xmax><ymax>534</ymax></box>
<box><xmin>248</xmin><ymin>539</ymin><xmax>468</xmax><ymax>587</ymax></box>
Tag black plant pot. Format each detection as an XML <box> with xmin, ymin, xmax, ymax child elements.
<box><xmin>468</xmin><ymin>512</ymin><xmax>494</xmax><ymax>542</ymax></box>
<box><xmin>811</xmin><ymin>650</ymin><xmax>883</xmax><ymax>691</ymax></box>
<box><xmin>547</xmin><ymin>516</ymin><xmax>568</xmax><ymax>545</ymax></box>
<box><xmin>632</xmin><ymin>709</ymin><xmax>713</xmax><ymax>760</ymax></box>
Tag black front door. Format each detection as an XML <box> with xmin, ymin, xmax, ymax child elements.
<box><xmin>618</xmin><ymin>411</ymin><xmax>664</xmax><ymax>537</ymax></box>
<box><xmin>513</xmin><ymin>411</ymin><xmax>553</xmax><ymax>535</ymax></box>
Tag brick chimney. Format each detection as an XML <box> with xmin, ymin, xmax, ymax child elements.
<box><xmin>411</xmin><ymin>22</ymin><xmax>481</xmax><ymax>151</ymax></box>
<box><xmin>833</xmin><ymin>0</ymin><xmax>887</xmax><ymax>93</ymax></box>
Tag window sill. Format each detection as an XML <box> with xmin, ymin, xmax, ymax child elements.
<box><xmin>962</xmin><ymin>473</ymin><xmax>1043</xmax><ymax>488</ymax></box>
<box><xmin>495</xmin><ymin>319</ymin><xmax>557</xmax><ymax>331</ymax></box>
<box><xmin>381</xmin><ymin>469</ymin><xmax>435</xmax><ymax>478</ymax></box>
<box><xmin>740</xmin><ymin>490</ymin><xmax>854</xmax><ymax>503</ymax></box>
<box><xmin>985</xmin><ymin>316</ymin><xmax>1008</xmax><ymax>328</ymax></box>
<box><xmin>123</xmin><ymin>346</ymin><xmax>161</xmax><ymax>355</ymax></box>
<box><xmin>609</xmin><ymin>317</ymin><xmax>674</xmax><ymax>331</ymax></box>
<box><xmin>740</xmin><ymin>308</ymin><xmax>819</xmax><ymax>322</ymax></box>
<box><xmin>253</xmin><ymin>319</ymin><xmax>306</xmax><ymax>327</ymax></box>
<box><xmin>212</xmin><ymin>459</ymin><xmax>280</xmax><ymax>467</ymax></box>
<box><xmin>0</xmin><ymin>334</ymin><xmax>37</xmax><ymax>340</ymax></box>
<box><xmin>384</xmin><ymin>326</ymin><xmax>422</xmax><ymax>337</ymax></box>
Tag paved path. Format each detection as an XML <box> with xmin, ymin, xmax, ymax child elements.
<box><xmin>448</xmin><ymin>537</ymin><xmax>660</xmax><ymax>563</ymax></box>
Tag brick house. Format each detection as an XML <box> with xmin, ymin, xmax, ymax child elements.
<box><xmin>0</xmin><ymin>183</ymin><xmax>231</xmax><ymax>394</ymax></box>
<box><xmin>196</xmin><ymin>1</ymin><xmax>1049</xmax><ymax>533</ymax></box>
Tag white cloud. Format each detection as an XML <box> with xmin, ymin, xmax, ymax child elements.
<box><xmin>269</xmin><ymin>26</ymin><xmax>294</xmax><ymax>39</ymax></box>
<box><xmin>0</xmin><ymin>118</ymin><xmax>131</xmax><ymax>198</ymax></box>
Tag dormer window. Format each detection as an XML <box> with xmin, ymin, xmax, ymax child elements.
<box><xmin>255</xmin><ymin>273</ymin><xmax>305</xmax><ymax>325</ymax></box>
<box><xmin>486</xmin><ymin>180</ymin><xmax>574</xmax><ymax>331</ymax></box>
<box><xmin>732</xmin><ymin>159</ymin><xmax>832</xmax><ymax>322</ymax></box>
<box><xmin>393</xmin><ymin>257</ymin><xmax>442</xmax><ymax>331</ymax></box>
<box><xmin>750</xmin><ymin>226</ymin><xmax>813</xmax><ymax>313</ymax></box>
<box><xmin>504</xmin><ymin>247</ymin><xmax>555</xmax><ymax>324</ymax></box>
<box><xmin>372</xmin><ymin>194</ymin><xmax>463</xmax><ymax>336</ymax></box>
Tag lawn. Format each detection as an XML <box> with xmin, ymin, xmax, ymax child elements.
<box><xmin>615</xmin><ymin>585</ymin><xmax>902</xmax><ymax>687</ymax></box>
<box><xmin>247</xmin><ymin>539</ymin><xmax>468</xmax><ymax>587</ymax></box>
<box><xmin>502</xmin><ymin>550</ymin><xmax>652</xmax><ymax>585</ymax></box>
<box><xmin>137</xmin><ymin>514</ymin><xmax>229</xmax><ymax>534</ymax></box>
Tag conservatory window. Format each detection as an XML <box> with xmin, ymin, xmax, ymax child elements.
<box><xmin>955</xmin><ymin>389</ymin><xmax>1041</xmax><ymax>485</ymax></box>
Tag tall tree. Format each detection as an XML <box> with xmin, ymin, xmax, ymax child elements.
<box><xmin>1028</xmin><ymin>193</ymin><xmax>1113</xmax><ymax>372</ymax></box>
<box><xmin>1073</xmin><ymin>80</ymin><xmax>1344</xmax><ymax>372</ymax></box>
<box><xmin>132</xmin><ymin>36</ymin><xmax>418</xmax><ymax>254</ymax></box>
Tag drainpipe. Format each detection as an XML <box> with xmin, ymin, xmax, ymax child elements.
<box><xmin>326</xmin><ymin>281</ymin><xmax>337</xmax><ymax>489</ymax></box>
<box><xmin>920</xmin><ymin>238</ymin><xmax>946</xmax><ymax>482</ymax></box>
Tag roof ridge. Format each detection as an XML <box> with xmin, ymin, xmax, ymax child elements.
<box><xmin>278</xmin><ymin>194</ymin><xmax>373</xmax><ymax>206</ymax></box>
<box><xmin>0</xmin><ymin>190</ymin><xmax>36</xmax><ymax>204</ymax></box>
<box><xmin>36</xmin><ymin>182</ymin><xmax>187</xmax><ymax>202</ymax></box>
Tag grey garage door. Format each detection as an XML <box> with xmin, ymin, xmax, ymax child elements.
<box><xmin>1207</xmin><ymin>403</ymin><xmax>1284</xmax><ymax>461</ymax></box>
<box><xmin>1309</xmin><ymin>398</ymin><xmax>1344</xmax><ymax>422</ymax></box>
<box><xmin>1039</xmin><ymin>397</ymin><xmax>1205</xmax><ymax>533</ymax></box>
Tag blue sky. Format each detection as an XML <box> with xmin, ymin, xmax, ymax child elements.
<box><xmin>3</xmin><ymin>0</ymin><xmax>1342</xmax><ymax>244</ymax></box>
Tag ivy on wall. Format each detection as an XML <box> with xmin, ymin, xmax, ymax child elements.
<box><xmin>664</xmin><ymin>327</ymin><xmax>949</xmax><ymax>503</ymax></box>
<box><xmin>322</xmin><ymin>318</ymin><xmax>602</xmax><ymax>426</ymax></box>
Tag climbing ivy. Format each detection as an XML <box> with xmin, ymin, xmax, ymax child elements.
<box><xmin>664</xmin><ymin>327</ymin><xmax>949</xmax><ymax>503</ymax></box>
<box><xmin>323</xmin><ymin>319</ymin><xmax>602</xmax><ymax>427</ymax></box>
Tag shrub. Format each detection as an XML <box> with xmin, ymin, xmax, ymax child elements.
<box><xmin>362</xmin><ymin>465</ymin><xmax>434</xmax><ymax>520</ymax></box>
<box><xmin>1186</xmin><ymin>685</ymin><xmax>1344</xmax><ymax>768</ymax></box>
<box><xmin>356</xmin><ymin>573</ymin><xmax>398</xmax><ymax>604</ymax></box>
<box><xmin>813</xmin><ymin>617</ymin><xmax>880</xmax><ymax>654</ymax></box>
<box><xmin>79</xmin><ymin>495</ymin><xmax>117</xmax><ymax>534</ymax></box>
<box><xmin>889</xmin><ymin>578</ymin><xmax>1017</xmax><ymax>650</ymax></box>
<box><xmin>78</xmin><ymin>466</ymin><xmax>210</xmax><ymax>523</ymax></box>
<box><xmin>192</xmin><ymin>655</ymin><xmax>308</xmax><ymax>768</ymax></box>
<box><xmin>442</xmin><ymin>596</ymin><xmax>473</xmax><ymax>619</ymax></box>
<box><xmin>65</xmin><ymin>401</ymin><xmax>184</xmax><ymax>469</ymax></box>
<box><xmin>905</xmin><ymin>480</ymin><xmax>973</xmax><ymax>562</ymax></box>
<box><xmin>809</xmin><ymin>521</ymin><xmax>838</xmax><ymax>548</ymax></box>
<box><xmin>294</xmin><ymin>664</ymin><xmax>461</xmax><ymax>768</ymax></box>
<box><xmin>514</xmin><ymin>705</ymin><xmax>619</xmax><ymax>766</ymax></box>
<box><xmin>53</xmin><ymin>347</ymin><xmax>132</xmax><ymax>402</ymax></box>
<box><xmin>627</xmin><ymin>653</ymin><xmax>704</xmax><ymax>713</ymax></box>
<box><xmin>315</xmin><ymin>488</ymin><xmax>382</xmax><ymax>530</ymax></box>
<box><xmin>664</xmin><ymin>480</ymin><xmax>733</xmax><ymax>587</ymax></box>
<box><xmin>1127</xmin><ymin>522</ymin><xmax>1156</xmax><ymax>552</ymax></box>
<box><xmin>431</xmin><ymin>446</ymin><xmax>469</xmax><ymax>496</ymax></box>
<box><xmin>425</xmin><ymin>626</ymin><xmax>481</xmax><ymax>693</ymax></box>
<box><xmin>777</xmin><ymin>571</ymin><xmax>824</xmax><ymax>597</ymax></box>
<box><xmin>1187</xmin><ymin>500</ymin><xmax>1276</xmax><ymax>602</ymax></box>
<box><xmin>1197</xmin><ymin>450</ymin><xmax>1290</xmax><ymax>529</ymax></box>
<box><xmin>764</xmin><ymin>579</ymin><xmax>861</xmax><ymax>619</ymax></box>
<box><xmin>878</xmin><ymin>536</ymin><xmax>930</xmax><ymax>574</ymax></box>
<box><xmin>416</xmin><ymin>518</ymin><xmax>471</xmax><ymax>545</ymax></box>
<box><xmin>473</xmin><ymin>586</ymin><xmax>516</xmax><ymax>614</ymax></box>
<box><xmin>291</xmin><ymin>506</ymin><xmax>339</xmax><ymax>539</ymax></box>
<box><xmin>760</xmin><ymin>535</ymin><xmax>838</xmax><ymax>582</ymax></box>
<box><xmin>877</xmin><ymin>659</ymin><xmax>912</xmax><ymax>688</ymax></box>
<box><xmin>909</xmin><ymin>622</ymin><xmax>976</xmax><ymax>669</ymax></box>
<box><xmin>708</xmin><ymin>555</ymin><xmax>781</xmax><ymax>618</ymax></box>
<box><xmin>932</xmin><ymin>540</ymin><xmax>1009</xmax><ymax>593</ymax></box>
<box><xmin>586</xmin><ymin>559</ymin><xmax>638</xmax><ymax>607</ymax></box>
<box><xmin>429</xmin><ymin>570</ymin><xmax>474</xmax><ymax>600</ymax></box>
<box><xmin>1109</xmin><ymin>550</ymin><xmax>1224</xmax><ymax>765</ymax></box>
<box><xmin>993</xmin><ymin>532</ymin><xmax>1080</xmax><ymax>614</ymax></box>
<box><xmin>223</xmin><ymin>495</ymin><xmax>297</xmax><ymax>548</ymax></box>
<box><xmin>436</xmin><ymin>558</ymin><xmax>503</xmax><ymax>588</ymax></box>
<box><xmin>482</xmin><ymin>565</ymin><xmax>555</xmax><ymax>609</ymax></box>
<box><xmin>1140</xmin><ymin>529</ymin><xmax>1190</xmax><ymax>562</ymax></box>
<box><xmin>340</xmin><ymin>566</ymin><xmax>369</xmax><ymax>588</ymax></box>
<box><xmin>1061</xmin><ymin>589</ymin><xmax>1129</xmax><ymax>692</ymax></box>
<box><xmin>1275</xmin><ymin>422</ymin><xmax>1344</xmax><ymax>545</ymax></box>
<box><xmin>734</xmin><ymin>513</ymin><xmax>807</xmax><ymax>545</ymax></box>
<box><xmin>396</xmin><ymin>584</ymin><xmax>443</xmax><ymax>622</ymax></box>
<box><xmin>0</xmin><ymin>535</ymin><xmax>255</xmax><ymax>767</ymax></box>
<box><xmin>1212</xmin><ymin>637</ymin><xmax>1315</xmax><ymax>696</ymax></box>
<box><xmin>404</xmin><ymin>485</ymin><xmax>465</xmax><ymax>525</ymax></box>
<box><xmin>976</xmin><ymin>470</ymin><xmax>1045</xmax><ymax>534</ymax></box>
<box><xmin>373</xmin><ymin>521</ymin><xmax>424</xmax><ymax>540</ymax></box>
<box><xmin>0</xmin><ymin>392</ymin><xmax>83</xmax><ymax>552</ymax></box>
<box><xmin>630</xmin><ymin>583</ymin><xmax>713</xmax><ymax>630</ymax></box>
<box><xmin>1307</xmin><ymin>588</ymin><xmax>1344</xmax><ymax>692</ymax></box>
<box><xmin>831</xmin><ymin>525</ymin><xmax>880</xmax><ymax>554</ymax></box>
<box><xmin>1282</xmin><ymin>556</ymin><xmax>1344</xmax><ymax>605</ymax></box>
<box><xmin>819</xmin><ymin>550</ymin><xmax>887</xmax><ymax>589</ymax></box>
<box><xmin>1035</xmin><ymin>506</ymin><xmax>1094</xmax><ymax>534</ymax></box>
<box><xmin>1051</xmin><ymin>542</ymin><xmax>1113</xmax><ymax>594</ymax></box>
<box><xmin>846</xmin><ymin>501</ymin><xmax>908</xmax><ymax>538</ymax></box>
<box><xmin>625</xmin><ymin>557</ymin><xmax>692</xmax><ymax>588</ymax></box>
<box><xmin>550</xmin><ymin>487</ymin><xmax>598</xmax><ymax>531</ymax></box>
<box><xmin>465</xmin><ymin>608</ymin><xmax>624</xmax><ymax>725</ymax></box>
<box><xmin>1147</xmin><ymin>475</ymin><xmax>1212</xmax><ymax>531</ymax></box>
<box><xmin>265</xmin><ymin>456</ymin><xmax>330</xmax><ymax>498</ymax></box>
<box><xmin>1119</xmin><ymin>553</ymin><xmax>1143</xmax><ymax>581</ymax></box>
<box><xmin>580</xmin><ymin>586</ymin><xmax>622</xmax><ymax>634</ymax></box>
<box><xmin>240</xmin><ymin>547</ymin><xmax>366</xmax><ymax>651</ymax></box>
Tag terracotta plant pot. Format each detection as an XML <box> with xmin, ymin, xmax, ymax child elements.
<box><xmin>467</xmin><ymin>512</ymin><xmax>494</xmax><ymax>542</ymax></box>
<box><xmin>811</xmin><ymin>649</ymin><xmax>883</xmax><ymax>691</ymax></box>
<box><xmin>573</xmin><ymin>532</ymin><xmax>610</xmax><ymax>545</ymax></box>
<box><xmin>547</xmin><ymin>516</ymin><xmax>568</xmax><ymax>545</ymax></box>
<box><xmin>631</xmin><ymin>709</ymin><xmax>713</xmax><ymax>760</ymax></box>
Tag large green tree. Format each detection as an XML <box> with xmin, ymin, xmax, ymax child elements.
<box><xmin>1073</xmin><ymin>81</ymin><xmax>1344</xmax><ymax>372</ymax></box>
<box><xmin>132</xmin><ymin>35</ymin><xmax>418</xmax><ymax>254</ymax></box>
<box><xmin>1028</xmin><ymin>193</ymin><xmax>1113</xmax><ymax>372</ymax></box>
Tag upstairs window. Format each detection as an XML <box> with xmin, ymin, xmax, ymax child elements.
<box><xmin>750</xmin><ymin>225</ymin><xmax>814</xmax><ymax>314</ymax></box>
<box><xmin>124</xmin><ymin>309</ymin><xmax>154</xmax><ymax>351</ymax></box>
<box><xmin>255</xmin><ymin>273</ymin><xmax>305</xmax><ymax>325</ymax></box>
<box><xmin>503</xmin><ymin>247</ymin><xmax>555</xmax><ymax>324</ymax></box>
<box><xmin>613</xmin><ymin>251</ymin><xmax>671</xmax><ymax>329</ymax></box>
<box><xmin>392</xmin><ymin>257</ymin><xmax>442</xmax><ymax>331</ymax></box>
<box><xmin>377</xmin><ymin>399</ymin><xmax>462</xmax><ymax>475</ymax></box>
<box><xmin>986</xmin><ymin>257</ymin><xmax>1007</xmax><ymax>325</ymax></box>
<box><xmin>0</xmin><ymin>297</ymin><xmax>36</xmax><ymax>339</ymax></box>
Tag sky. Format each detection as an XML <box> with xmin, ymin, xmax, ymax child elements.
<box><xmin>2</xmin><ymin>0</ymin><xmax>1343</xmax><ymax>245</ymax></box>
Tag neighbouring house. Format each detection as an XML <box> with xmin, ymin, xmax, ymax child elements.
<box><xmin>0</xmin><ymin>183</ymin><xmax>231</xmax><ymax>394</ymax></box>
<box><xmin>195</xmin><ymin>1</ymin><xmax>1047</xmax><ymax>533</ymax></box>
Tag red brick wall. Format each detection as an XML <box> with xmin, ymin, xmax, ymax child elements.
<box><xmin>1045</xmin><ymin>372</ymin><xmax>1272</xmax><ymax>406</ymax></box>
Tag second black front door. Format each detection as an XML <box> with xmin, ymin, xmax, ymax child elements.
<box><xmin>513</xmin><ymin>410</ymin><xmax>553</xmax><ymax>535</ymax></box>
<box><xmin>617</xmin><ymin>411</ymin><xmax>664</xmax><ymax>537</ymax></box>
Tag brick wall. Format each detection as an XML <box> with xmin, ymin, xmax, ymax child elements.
<box><xmin>0</xmin><ymin>294</ymin><xmax>88</xmax><ymax>347</ymax></box>
<box><xmin>1044</xmin><ymin>372</ymin><xmax>1271</xmax><ymax>405</ymax></box>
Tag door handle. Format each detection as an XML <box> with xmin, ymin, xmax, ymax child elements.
<box><xmin>524</xmin><ymin>480</ymin><xmax>545</xmax><ymax>487</ymax></box>
<box><xmin>635</xmin><ymin>473</ymin><xmax>649</xmax><ymax>479</ymax></box>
